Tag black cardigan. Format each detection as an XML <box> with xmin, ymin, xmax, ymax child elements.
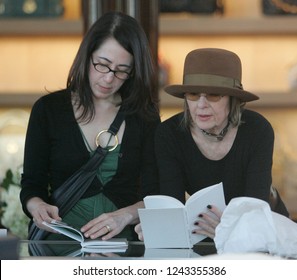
<box><xmin>20</xmin><ymin>89</ymin><xmax>160</xmax><ymax>218</ymax></box>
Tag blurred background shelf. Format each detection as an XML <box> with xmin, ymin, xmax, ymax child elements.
<box><xmin>0</xmin><ymin>18</ymin><xmax>83</xmax><ymax>36</ymax></box>
<box><xmin>2</xmin><ymin>91</ymin><xmax>297</xmax><ymax>108</ymax></box>
<box><xmin>1</xmin><ymin>15</ymin><xmax>297</xmax><ymax>36</ymax></box>
<box><xmin>0</xmin><ymin>93</ymin><xmax>42</xmax><ymax>107</ymax></box>
<box><xmin>160</xmin><ymin>15</ymin><xmax>297</xmax><ymax>35</ymax></box>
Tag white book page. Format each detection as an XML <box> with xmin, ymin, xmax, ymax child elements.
<box><xmin>185</xmin><ymin>182</ymin><xmax>226</xmax><ymax>246</ymax></box>
<box><xmin>185</xmin><ymin>182</ymin><xmax>223</xmax><ymax>207</ymax></box>
<box><xmin>139</xmin><ymin>208</ymin><xmax>190</xmax><ymax>248</ymax></box>
<box><xmin>42</xmin><ymin>220</ymin><xmax>83</xmax><ymax>242</ymax></box>
<box><xmin>144</xmin><ymin>195</ymin><xmax>184</xmax><ymax>209</ymax></box>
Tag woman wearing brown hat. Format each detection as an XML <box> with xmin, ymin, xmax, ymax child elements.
<box><xmin>135</xmin><ymin>48</ymin><xmax>288</xmax><ymax>242</ymax></box>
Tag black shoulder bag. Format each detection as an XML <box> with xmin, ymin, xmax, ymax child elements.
<box><xmin>28</xmin><ymin>110</ymin><xmax>125</xmax><ymax>240</ymax></box>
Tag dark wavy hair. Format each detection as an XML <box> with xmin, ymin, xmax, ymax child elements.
<box><xmin>67</xmin><ymin>11</ymin><xmax>159</xmax><ymax>122</ymax></box>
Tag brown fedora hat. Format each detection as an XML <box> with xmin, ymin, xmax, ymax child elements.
<box><xmin>164</xmin><ymin>48</ymin><xmax>259</xmax><ymax>102</ymax></box>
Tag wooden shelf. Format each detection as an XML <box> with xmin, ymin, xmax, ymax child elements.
<box><xmin>1</xmin><ymin>15</ymin><xmax>297</xmax><ymax>36</ymax></box>
<box><xmin>247</xmin><ymin>92</ymin><xmax>297</xmax><ymax>108</ymax></box>
<box><xmin>2</xmin><ymin>91</ymin><xmax>296</xmax><ymax>108</ymax></box>
<box><xmin>0</xmin><ymin>18</ymin><xmax>83</xmax><ymax>36</ymax></box>
<box><xmin>0</xmin><ymin>93</ymin><xmax>42</xmax><ymax>107</ymax></box>
<box><xmin>159</xmin><ymin>14</ymin><xmax>297</xmax><ymax>35</ymax></box>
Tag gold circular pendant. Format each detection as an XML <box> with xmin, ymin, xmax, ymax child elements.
<box><xmin>95</xmin><ymin>129</ymin><xmax>119</xmax><ymax>151</ymax></box>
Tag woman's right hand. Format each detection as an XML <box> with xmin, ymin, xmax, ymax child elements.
<box><xmin>26</xmin><ymin>197</ymin><xmax>62</xmax><ymax>231</ymax></box>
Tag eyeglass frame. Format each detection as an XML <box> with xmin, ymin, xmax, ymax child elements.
<box><xmin>91</xmin><ymin>57</ymin><xmax>131</xmax><ymax>80</ymax></box>
<box><xmin>184</xmin><ymin>92</ymin><xmax>224</xmax><ymax>102</ymax></box>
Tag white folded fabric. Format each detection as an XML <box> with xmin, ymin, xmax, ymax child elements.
<box><xmin>214</xmin><ymin>197</ymin><xmax>297</xmax><ymax>258</ymax></box>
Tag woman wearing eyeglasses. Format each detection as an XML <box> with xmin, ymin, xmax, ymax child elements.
<box><xmin>20</xmin><ymin>11</ymin><xmax>160</xmax><ymax>242</ymax></box>
<box><xmin>139</xmin><ymin>48</ymin><xmax>288</xmax><ymax>241</ymax></box>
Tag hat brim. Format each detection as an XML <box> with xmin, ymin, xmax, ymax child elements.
<box><xmin>164</xmin><ymin>85</ymin><xmax>259</xmax><ymax>102</ymax></box>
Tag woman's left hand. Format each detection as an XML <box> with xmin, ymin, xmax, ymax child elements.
<box><xmin>81</xmin><ymin>201</ymin><xmax>143</xmax><ymax>240</ymax></box>
<box><xmin>134</xmin><ymin>223</ymin><xmax>143</xmax><ymax>241</ymax></box>
<box><xmin>192</xmin><ymin>205</ymin><xmax>222</xmax><ymax>239</ymax></box>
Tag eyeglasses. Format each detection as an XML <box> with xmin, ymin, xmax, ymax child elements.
<box><xmin>91</xmin><ymin>58</ymin><xmax>130</xmax><ymax>80</ymax></box>
<box><xmin>184</xmin><ymin>93</ymin><xmax>223</xmax><ymax>102</ymax></box>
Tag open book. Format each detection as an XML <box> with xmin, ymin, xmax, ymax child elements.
<box><xmin>138</xmin><ymin>182</ymin><xmax>226</xmax><ymax>249</ymax></box>
<box><xmin>42</xmin><ymin>220</ymin><xmax>128</xmax><ymax>251</ymax></box>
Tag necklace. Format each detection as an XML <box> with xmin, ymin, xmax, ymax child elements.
<box><xmin>200</xmin><ymin>121</ymin><xmax>230</xmax><ymax>142</ymax></box>
<box><xmin>95</xmin><ymin>129</ymin><xmax>119</xmax><ymax>151</ymax></box>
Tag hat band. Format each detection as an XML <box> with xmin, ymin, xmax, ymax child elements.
<box><xmin>184</xmin><ymin>74</ymin><xmax>243</xmax><ymax>90</ymax></box>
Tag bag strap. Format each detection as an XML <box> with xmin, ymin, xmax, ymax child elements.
<box><xmin>108</xmin><ymin>110</ymin><xmax>125</xmax><ymax>135</ymax></box>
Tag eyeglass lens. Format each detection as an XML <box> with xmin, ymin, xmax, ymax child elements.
<box><xmin>91</xmin><ymin>58</ymin><xmax>130</xmax><ymax>80</ymax></box>
<box><xmin>184</xmin><ymin>93</ymin><xmax>222</xmax><ymax>102</ymax></box>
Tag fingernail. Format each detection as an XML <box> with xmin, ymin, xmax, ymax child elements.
<box><xmin>194</xmin><ymin>222</ymin><xmax>199</xmax><ymax>226</ymax></box>
<box><xmin>207</xmin><ymin>205</ymin><xmax>212</xmax><ymax>209</ymax></box>
<box><xmin>198</xmin><ymin>214</ymin><xmax>203</xmax><ymax>218</ymax></box>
